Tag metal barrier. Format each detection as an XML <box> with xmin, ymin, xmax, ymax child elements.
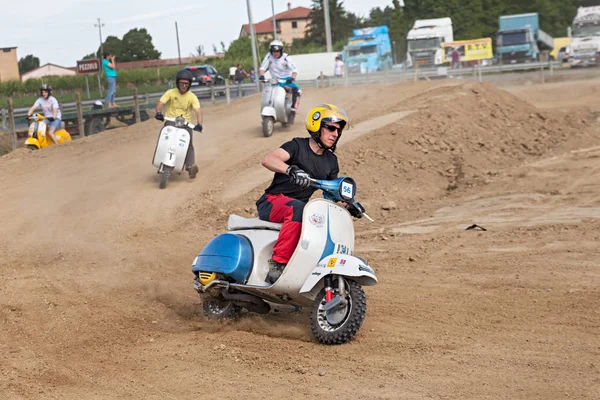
<box><xmin>0</xmin><ymin>60</ymin><xmax>569</xmax><ymax>132</ymax></box>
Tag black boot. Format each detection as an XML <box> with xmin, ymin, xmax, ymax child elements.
<box><xmin>266</xmin><ymin>260</ymin><xmax>286</xmax><ymax>284</ymax></box>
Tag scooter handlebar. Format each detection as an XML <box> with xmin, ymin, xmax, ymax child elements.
<box><xmin>163</xmin><ymin>117</ymin><xmax>196</xmax><ymax>130</ymax></box>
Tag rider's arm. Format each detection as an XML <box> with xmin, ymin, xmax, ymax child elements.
<box><xmin>191</xmin><ymin>94</ymin><xmax>202</xmax><ymax>124</ymax></box>
<box><xmin>286</xmin><ymin>56</ymin><xmax>298</xmax><ymax>80</ymax></box>
<box><xmin>26</xmin><ymin>104</ymin><xmax>37</xmax><ymax>117</ymax></box>
<box><xmin>259</xmin><ymin>54</ymin><xmax>270</xmax><ymax>76</ymax></box>
<box><xmin>51</xmin><ymin>97</ymin><xmax>59</xmax><ymax>119</ymax></box>
<box><xmin>261</xmin><ymin>148</ymin><xmax>291</xmax><ymax>174</ymax></box>
<box><xmin>156</xmin><ymin>91</ymin><xmax>171</xmax><ymax>113</ymax></box>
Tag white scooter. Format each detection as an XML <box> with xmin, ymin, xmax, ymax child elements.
<box><xmin>152</xmin><ymin>116</ymin><xmax>197</xmax><ymax>189</ymax></box>
<box><xmin>192</xmin><ymin>176</ymin><xmax>377</xmax><ymax>344</ymax></box>
<box><xmin>260</xmin><ymin>77</ymin><xmax>295</xmax><ymax>137</ymax></box>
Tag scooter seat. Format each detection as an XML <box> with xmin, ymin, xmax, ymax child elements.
<box><xmin>228</xmin><ymin>214</ymin><xmax>282</xmax><ymax>231</ymax></box>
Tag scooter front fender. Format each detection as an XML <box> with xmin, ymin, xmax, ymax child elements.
<box><xmin>162</xmin><ymin>147</ymin><xmax>177</xmax><ymax>168</ymax></box>
<box><xmin>261</xmin><ymin>107</ymin><xmax>277</xmax><ymax>118</ymax></box>
<box><xmin>299</xmin><ymin>254</ymin><xmax>377</xmax><ymax>296</ymax></box>
<box><xmin>24</xmin><ymin>137</ymin><xmax>40</xmax><ymax>148</ymax></box>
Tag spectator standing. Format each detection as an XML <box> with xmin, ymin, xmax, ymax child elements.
<box><xmin>102</xmin><ymin>52</ymin><xmax>118</xmax><ymax>107</ymax></box>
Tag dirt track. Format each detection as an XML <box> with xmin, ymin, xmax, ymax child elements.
<box><xmin>1</xmin><ymin>79</ymin><xmax>599</xmax><ymax>399</ymax></box>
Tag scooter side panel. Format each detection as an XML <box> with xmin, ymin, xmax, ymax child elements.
<box><xmin>272</xmin><ymin>85</ymin><xmax>289</xmax><ymax>123</ymax></box>
<box><xmin>192</xmin><ymin>233</ymin><xmax>253</xmax><ymax>283</ymax></box>
<box><xmin>234</xmin><ymin>229</ymin><xmax>280</xmax><ymax>286</ymax></box>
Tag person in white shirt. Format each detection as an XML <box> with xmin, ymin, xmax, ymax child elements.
<box><xmin>229</xmin><ymin>64</ymin><xmax>237</xmax><ymax>85</ymax></box>
<box><xmin>334</xmin><ymin>55</ymin><xmax>344</xmax><ymax>77</ymax></box>
<box><xmin>259</xmin><ymin>40</ymin><xmax>301</xmax><ymax>113</ymax></box>
<box><xmin>26</xmin><ymin>84</ymin><xmax>62</xmax><ymax>145</ymax></box>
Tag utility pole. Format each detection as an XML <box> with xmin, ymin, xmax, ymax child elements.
<box><xmin>175</xmin><ymin>22</ymin><xmax>182</xmax><ymax>65</ymax></box>
<box><xmin>246</xmin><ymin>0</ymin><xmax>260</xmax><ymax>91</ymax></box>
<box><xmin>271</xmin><ymin>0</ymin><xmax>277</xmax><ymax>40</ymax></box>
<box><xmin>323</xmin><ymin>0</ymin><xmax>333</xmax><ymax>52</ymax></box>
<box><xmin>94</xmin><ymin>18</ymin><xmax>105</xmax><ymax>58</ymax></box>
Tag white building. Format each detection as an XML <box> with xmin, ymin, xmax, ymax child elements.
<box><xmin>21</xmin><ymin>63</ymin><xmax>76</xmax><ymax>81</ymax></box>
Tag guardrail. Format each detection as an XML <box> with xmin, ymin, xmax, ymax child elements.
<box><xmin>0</xmin><ymin>59</ymin><xmax>568</xmax><ymax>133</ymax></box>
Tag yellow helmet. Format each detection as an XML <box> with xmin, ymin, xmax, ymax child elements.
<box><xmin>305</xmin><ymin>104</ymin><xmax>349</xmax><ymax>152</ymax></box>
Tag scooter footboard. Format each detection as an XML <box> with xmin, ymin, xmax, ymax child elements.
<box><xmin>299</xmin><ymin>255</ymin><xmax>377</xmax><ymax>299</ymax></box>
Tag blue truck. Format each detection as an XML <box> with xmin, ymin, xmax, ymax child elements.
<box><xmin>344</xmin><ymin>26</ymin><xmax>392</xmax><ymax>74</ymax></box>
<box><xmin>496</xmin><ymin>13</ymin><xmax>554</xmax><ymax>64</ymax></box>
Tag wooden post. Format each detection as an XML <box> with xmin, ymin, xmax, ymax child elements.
<box><xmin>344</xmin><ymin>69</ymin><xmax>349</xmax><ymax>87</ymax></box>
<box><xmin>1</xmin><ymin>108</ymin><xmax>7</xmax><ymax>132</ymax></box>
<box><xmin>540</xmin><ymin>60</ymin><xmax>545</xmax><ymax>84</ymax></box>
<box><xmin>225</xmin><ymin>79</ymin><xmax>231</xmax><ymax>104</ymax></box>
<box><xmin>238</xmin><ymin>82</ymin><xmax>242</xmax><ymax>98</ymax></box>
<box><xmin>7</xmin><ymin>98</ymin><xmax>16</xmax><ymax>151</ymax></box>
<box><xmin>210</xmin><ymin>86</ymin><xmax>216</xmax><ymax>104</ymax></box>
<box><xmin>414</xmin><ymin>62</ymin><xmax>419</xmax><ymax>82</ymax></box>
<box><xmin>76</xmin><ymin>91</ymin><xmax>85</xmax><ymax>137</ymax></box>
<box><xmin>145</xmin><ymin>93</ymin><xmax>150</xmax><ymax>105</ymax></box>
<box><xmin>366</xmin><ymin>69</ymin><xmax>370</xmax><ymax>84</ymax></box>
<box><xmin>320</xmin><ymin>71</ymin><xmax>324</xmax><ymax>88</ymax></box>
<box><xmin>478</xmin><ymin>60</ymin><xmax>482</xmax><ymax>82</ymax></box>
<box><xmin>133</xmin><ymin>87</ymin><xmax>141</xmax><ymax>124</ymax></box>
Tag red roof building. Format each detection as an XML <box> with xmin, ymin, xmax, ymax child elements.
<box><xmin>239</xmin><ymin>3</ymin><xmax>312</xmax><ymax>44</ymax></box>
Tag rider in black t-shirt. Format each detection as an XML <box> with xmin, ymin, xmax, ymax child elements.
<box><xmin>256</xmin><ymin>104</ymin><xmax>349</xmax><ymax>284</ymax></box>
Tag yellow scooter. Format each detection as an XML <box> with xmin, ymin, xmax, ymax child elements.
<box><xmin>25</xmin><ymin>113</ymin><xmax>72</xmax><ymax>150</ymax></box>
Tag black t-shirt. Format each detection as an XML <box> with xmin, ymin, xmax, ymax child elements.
<box><xmin>264</xmin><ymin>138</ymin><xmax>339</xmax><ymax>203</ymax></box>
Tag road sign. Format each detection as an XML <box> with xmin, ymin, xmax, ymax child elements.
<box><xmin>76</xmin><ymin>59</ymin><xmax>101</xmax><ymax>74</ymax></box>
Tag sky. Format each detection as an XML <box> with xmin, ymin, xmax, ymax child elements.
<box><xmin>1</xmin><ymin>0</ymin><xmax>396</xmax><ymax>67</ymax></box>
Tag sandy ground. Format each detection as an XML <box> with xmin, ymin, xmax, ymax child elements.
<box><xmin>1</xmin><ymin>77</ymin><xmax>599</xmax><ymax>399</ymax></box>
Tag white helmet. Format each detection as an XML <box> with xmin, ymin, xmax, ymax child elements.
<box><xmin>269</xmin><ymin>39</ymin><xmax>284</xmax><ymax>56</ymax></box>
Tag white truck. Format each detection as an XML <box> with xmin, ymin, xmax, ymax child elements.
<box><xmin>263</xmin><ymin>52</ymin><xmax>338</xmax><ymax>82</ymax></box>
<box><xmin>570</xmin><ymin>6</ymin><xmax>600</xmax><ymax>67</ymax></box>
<box><xmin>406</xmin><ymin>18</ymin><xmax>453</xmax><ymax>68</ymax></box>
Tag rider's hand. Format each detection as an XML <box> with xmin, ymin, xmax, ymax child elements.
<box><xmin>194</xmin><ymin>123</ymin><xmax>203</xmax><ymax>132</ymax></box>
<box><xmin>286</xmin><ymin>165</ymin><xmax>311</xmax><ymax>188</ymax></box>
<box><xmin>287</xmin><ymin>77</ymin><xmax>295</xmax><ymax>83</ymax></box>
<box><xmin>155</xmin><ymin>112</ymin><xmax>164</xmax><ymax>121</ymax></box>
<box><xmin>347</xmin><ymin>202</ymin><xmax>365</xmax><ymax>218</ymax></box>
<box><xmin>47</xmin><ymin>117</ymin><xmax>55</xmax><ymax>122</ymax></box>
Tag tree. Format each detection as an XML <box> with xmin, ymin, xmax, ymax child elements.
<box><xmin>120</xmin><ymin>28</ymin><xmax>161</xmax><ymax>61</ymax></box>
<box><xmin>18</xmin><ymin>55</ymin><xmax>40</xmax><ymax>74</ymax></box>
<box><xmin>191</xmin><ymin>45</ymin><xmax>205</xmax><ymax>58</ymax></box>
<box><xmin>304</xmin><ymin>0</ymin><xmax>364</xmax><ymax>45</ymax></box>
<box><xmin>212</xmin><ymin>44</ymin><xmax>218</xmax><ymax>54</ymax></box>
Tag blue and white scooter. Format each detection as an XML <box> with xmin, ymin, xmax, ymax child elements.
<box><xmin>192</xmin><ymin>177</ymin><xmax>377</xmax><ymax>344</ymax></box>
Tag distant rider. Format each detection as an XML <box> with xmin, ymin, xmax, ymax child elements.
<box><xmin>26</xmin><ymin>84</ymin><xmax>61</xmax><ymax>145</ymax></box>
<box><xmin>154</xmin><ymin>69</ymin><xmax>203</xmax><ymax>179</ymax></box>
<box><xmin>259</xmin><ymin>39</ymin><xmax>301</xmax><ymax>117</ymax></box>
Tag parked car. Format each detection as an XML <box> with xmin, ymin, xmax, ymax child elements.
<box><xmin>184</xmin><ymin>65</ymin><xmax>225</xmax><ymax>86</ymax></box>
<box><xmin>558</xmin><ymin>46</ymin><xmax>570</xmax><ymax>63</ymax></box>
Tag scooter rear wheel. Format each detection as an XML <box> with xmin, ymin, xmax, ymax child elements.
<box><xmin>310</xmin><ymin>279</ymin><xmax>367</xmax><ymax>345</ymax></box>
<box><xmin>202</xmin><ymin>298</ymin><xmax>242</xmax><ymax>320</ymax></box>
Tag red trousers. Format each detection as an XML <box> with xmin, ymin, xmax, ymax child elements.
<box><xmin>256</xmin><ymin>193</ymin><xmax>305</xmax><ymax>264</ymax></box>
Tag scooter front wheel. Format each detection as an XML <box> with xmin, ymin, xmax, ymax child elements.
<box><xmin>310</xmin><ymin>279</ymin><xmax>367</xmax><ymax>345</ymax></box>
<box><xmin>262</xmin><ymin>117</ymin><xmax>274</xmax><ymax>137</ymax></box>
<box><xmin>159</xmin><ymin>165</ymin><xmax>174</xmax><ymax>189</ymax></box>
